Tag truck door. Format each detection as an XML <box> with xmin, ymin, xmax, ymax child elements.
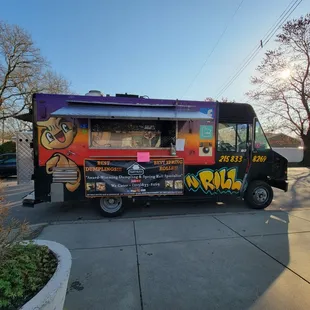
<box><xmin>217</xmin><ymin>122</ymin><xmax>252</xmax><ymax>190</ymax></box>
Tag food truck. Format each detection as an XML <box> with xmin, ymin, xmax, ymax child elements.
<box><xmin>17</xmin><ymin>91</ymin><xmax>288</xmax><ymax>217</ymax></box>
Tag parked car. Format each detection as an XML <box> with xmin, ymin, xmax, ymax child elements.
<box><xmin>0</xmin><ymin>153</ymin><xmax>17</xmax><ymax>178</ymax></box>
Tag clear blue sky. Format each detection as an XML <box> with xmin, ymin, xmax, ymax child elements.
<box><xmin>2</xmin><ymin>0</ymin><xmax>309</xmax><ymax>102</ymax></box>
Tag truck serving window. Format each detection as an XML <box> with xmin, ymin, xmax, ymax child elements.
<box><xmin>90</xmin><ymin>119</ymin><xmax>176</xmax><ymax>149</ymax></box>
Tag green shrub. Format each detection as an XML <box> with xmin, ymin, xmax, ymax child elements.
<box><xmin>0</xmin><ymin>242</ymin><xmax>57</xmax><ymax>310</ymax></box>
<box><xmin>0</xmin><ymin>191</ymin><xmax>57</xmax><ymax>309</ymax></box>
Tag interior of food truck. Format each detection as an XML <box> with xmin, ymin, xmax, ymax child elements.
<box><xmin>89</xmin><ymin>119</ymin><xmax>176</xmax><ymax>149</ymax></box>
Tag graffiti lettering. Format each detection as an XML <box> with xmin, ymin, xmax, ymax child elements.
<box><xmin>185</xmin><ymin>175</ymin><xmax>201</xmax><ymax>191</ymax></box>
<box><xmin>185</xmin><ymin>167</ymin><xmax>242</xmax><ymax>194</ymax></box>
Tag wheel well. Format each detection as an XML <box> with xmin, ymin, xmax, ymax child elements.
<box><xmin>250</xmin><ymin>174</ymin><xmax>287</xmax><ymax>192</ymax></box>
<box><xmin>248</xmin><ymin>175</ymin><xmax>268</xmax><ymax>185</ymax></box>
<box><xmin>245</xmin><ymin>176</ymin><xmax>270</xmax><ymax>195</ymax></box>
<box><xmin>249</xmin><ymin>175</ymin><xmax>284</xmax><ymax>191</ymax></box>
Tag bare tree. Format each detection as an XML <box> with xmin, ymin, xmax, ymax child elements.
<box><xmin>17</xmin><ymin>70</ymin><xmax>71</xmax><ymax>114</ymax></box>
<box><xmin>0</xmin><ymin>21</ymin><xmax>71</xmax><ymax>122</ymax></box>
<box><xmin>221</xmin><ymin>97</ymin><xmax>236</xmax><ymax>103</ymax></box>
<box><xmin>247</xmin><ymin>14</ymin><xmax>310</xmax><ymax>165</ymax></box>
<box><xmin>0</xmin><ymin>21</ymin><xmax>45</xmax><ymax>118</ymax></box>
<box><xmin>4</xmin><ymin>118</ymin><xmax>31</xmax><ymax>138</ymax></box>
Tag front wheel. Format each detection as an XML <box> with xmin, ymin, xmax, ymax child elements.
<box><xmin>99</xmin><ymin>197</ymin><xmax>125</xmax><ymax>217</ymax></box>
<box><xmin>244</xmin><ymin>180</ymin><xmax>273</xmax><ymax>209</ymax></box>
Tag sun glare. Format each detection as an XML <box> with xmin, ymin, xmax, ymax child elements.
<box><xmin>280</xmin><ymin>68</ymin><xmax>291</xmax><ymax>79</ymax></box>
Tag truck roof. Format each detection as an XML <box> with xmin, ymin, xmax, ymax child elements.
<box><xmin>15</xmin><ymin>93</ymin><xmax>256</xmax><ymax>123</ymax></box>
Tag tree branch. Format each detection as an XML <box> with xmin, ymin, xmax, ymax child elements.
<box><xmin>300</xmin><ymin>52</ymin><xmax>310</xmax><ymax>119</ymax></box>
<box><xmin>0</xmin><ymin>102</ymin><xmax>27</xmax><ymax>120</ymax></box>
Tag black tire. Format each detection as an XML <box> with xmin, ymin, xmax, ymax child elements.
<box><xmin>99</xmin><ymin>197</ymin><xmax>125</xmax><ymax>217</ymax></box>
<box><xmin>244</xmin><ymin>180</ymin><xmax>273</xmax><ymax>209</ymax></box>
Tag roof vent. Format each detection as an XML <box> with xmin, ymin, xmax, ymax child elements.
<box><xmin>115</xmin><ymin>93</ymin><xmax>139</xmax><ymax>98</ymax></box>
<box><xmin>85</xmin><ymin>90</ymin><xmax>104</xmax><ymax>96</ymax></box>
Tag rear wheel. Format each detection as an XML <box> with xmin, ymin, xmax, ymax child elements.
<box><xmin>244</xmin><ymin>180</ymin><xmax>273</xmax><ymax>209</ymax></box>
<box><xmin>99</xmin><ymin>197</ymin><xmax>125</xmax><ymax>217</ymax></box>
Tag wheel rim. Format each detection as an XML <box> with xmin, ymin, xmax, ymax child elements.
<box><xmin>252</xmin><ymin>187</ymin><xmax>269</xmax><ymax>205</ymax></box>
<box><xmin>100</xmin><ymin>197</ymin><xmax>122</xmax><ymax>213</ymax></box>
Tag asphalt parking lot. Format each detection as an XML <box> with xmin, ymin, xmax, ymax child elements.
<box><xmin>2</xmin><ymin>168</ymin><xmax>310</xmax><ymax>224</ymax></box>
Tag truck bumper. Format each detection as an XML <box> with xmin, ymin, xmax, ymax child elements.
<box><xmin>268</xmin><ymin>179</ymin><xmax>288</xmax><ymax>192</ymax></box>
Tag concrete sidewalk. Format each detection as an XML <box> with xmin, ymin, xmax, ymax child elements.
<box><xmin>38</xmin><ymin>210</ymin><xmax>310</xmax><ymax>310</ymax></box>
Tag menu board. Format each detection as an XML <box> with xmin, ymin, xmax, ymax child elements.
<box><xmin>84</xmin><ymin>159</ymin><xmax>184</xmax><ymax>197</ymax></box>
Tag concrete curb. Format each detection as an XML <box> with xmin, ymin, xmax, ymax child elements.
<box><xmin>20</xmin><ymin>240</ymin><xmax>72</xmax><ymax>310</ymax></box>
<box><xmin>26</xmin><ymin>223</ymin><xmax>49</xmax><ymax>239</ymax></box>
<box><xmin>28</xmin><ymin>208</ymin><xmax>310</xmax><ymax>229</ymax></box>
<box><xmin>45</xmin><ymin>209</ymin><xmax>291</xmax><ymax>226</ymax></box>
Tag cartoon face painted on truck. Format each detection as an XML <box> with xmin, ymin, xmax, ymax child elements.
<box><xmin>37</xmin><ymin>117</ymin><xmax>77</xmax><ymax>150</ymax></box>
<box><xmin>45</xmin><ymin>153</ymin><xmax>81</xmax><ymax>192</ymax></box>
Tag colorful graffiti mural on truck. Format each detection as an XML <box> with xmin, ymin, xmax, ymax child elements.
<box><xmin>37</xmin><ymin>117</ymin><xmax>81</xmax><ymax>192</ymax></box>
<box><xmin>185</xmin><ymin>167</ymin><xmax>242</xmax><ymax>194</ymax></box>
